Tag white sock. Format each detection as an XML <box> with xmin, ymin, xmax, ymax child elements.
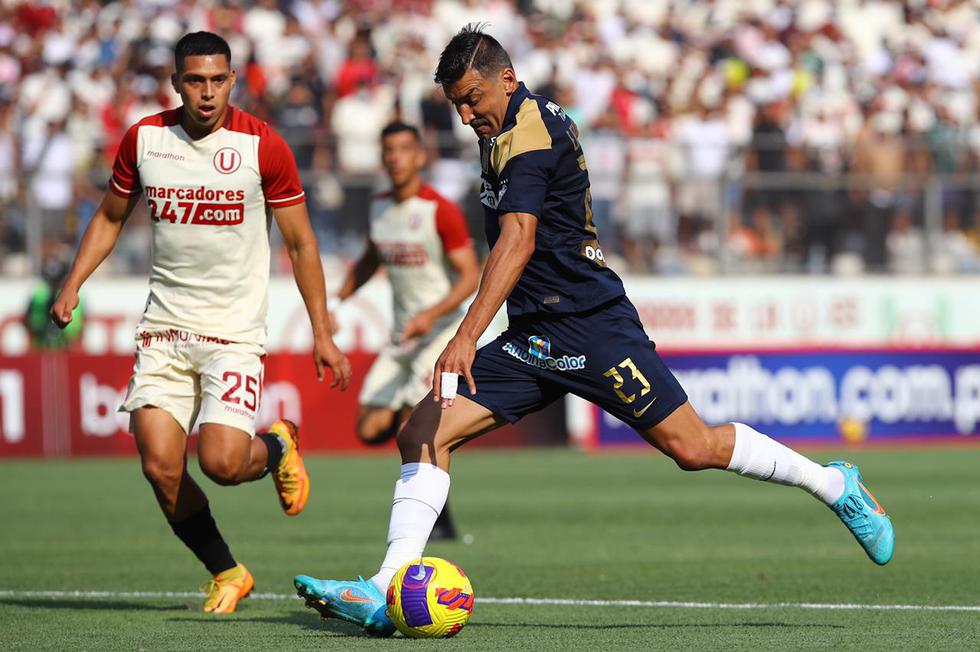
<box><xmin>726</xmin><ymin>423</ymin><xmax>845</xmax><ymax>505</ymax></box>
<box><xmin>369</xmin><ymin>463</ymin><xmax>450</xmax><ymax>592</ymax></box>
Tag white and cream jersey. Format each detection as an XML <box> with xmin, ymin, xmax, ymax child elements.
<box><xmin>369</xmin><ymin>184</ymin><xmax>472</xmax><ymax>335</ymax></box>
<box><xmin>110</xmin><ymin>107</ymin><xmax>305</xmax><ymax>346</ymax></box>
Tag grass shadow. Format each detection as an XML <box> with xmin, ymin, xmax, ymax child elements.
<box><xmin>168</xmin><ymin>612</ymin><xmax>370</xmax><ymax>637</ymax></box>
<box><xmin>469</xmin><ymin>621</ymin><xmax>846</xmax><ymax>631</ymax></box>
<box><xmin>0</xmin><ymin>598</ymin><xmax>189</xmax><ymax>612</ymax></box>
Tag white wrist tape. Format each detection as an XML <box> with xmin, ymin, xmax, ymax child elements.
<box><xmin>440</xmin><ymin>372</ymin><xmax>459</xmax><ymax>400</ymax></box>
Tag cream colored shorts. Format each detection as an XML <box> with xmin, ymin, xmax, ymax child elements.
<box><xmin>119</xmin><ymin>330</ymin><xmax>265</xmax><ymax>436</ymax></box>
<box><xmin>358</xmin><ymin>322</ymin><xmax>459</xmax><ymax>410</ymax></box>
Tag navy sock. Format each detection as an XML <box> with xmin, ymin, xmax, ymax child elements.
<box><xmin>170</xmin><ymin>504</ymin><xmax>236</xmax><ymax>575</ymax></box>
<box><xmin>258</xmin><ymin>433</ymin><xmax>285</xmax><ymax>477</ymax></box>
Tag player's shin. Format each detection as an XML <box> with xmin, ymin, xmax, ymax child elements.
<box><xmin>369</xmin><ymin>462</ymin><xmax>450</xmax><ymax>592</ymax></box>
<box><xmin>726</xmin><ymin>422</ymin><xmax>845</xmax><ymax>505</ymax></box>
<box><xmin>169</xmin><ymin>503</ymin><xmax>237</xmax><ymax>575</ymax></box>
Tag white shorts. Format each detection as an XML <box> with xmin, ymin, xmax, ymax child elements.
<box><xmin>119</xmin><ymin>329</ymin><xmax>265</xmax><ymax>436</ymax></box>
<box><xmin>358</xmin><ymin>322</ymin><xmax>459</xmax><ymax>411</ymax></box>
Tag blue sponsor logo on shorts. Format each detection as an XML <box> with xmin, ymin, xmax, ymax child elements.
<box><xmin>503</xmin><ymin>336</ymin><xmax>586</xmax><ymax>372</ymax></box>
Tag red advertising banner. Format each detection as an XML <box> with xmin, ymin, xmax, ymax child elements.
<box><xmin>0</xmin><ymin>356</ymin><xmax>44</xmax><ymax>457</ymax></box>
<box><xmin>0</xmin><ymin>352</ymin><xmax>566</xmax><ymax>458</ymax></box>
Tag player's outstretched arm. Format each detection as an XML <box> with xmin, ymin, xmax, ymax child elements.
<box><xmin>337</xmin><ymin>241</ymin><xmax>381</xmax><ymax>302</ymax></box>
<box><xmin>50</xmin><ymin>191</ymin><xmax>139</xmax><ymax>328</ymax></box>
<box><xmin>273</xmin><ymin>201</ymin><xmax>352</xmax><ymax>390</ymax></box>
<box><xmin>401</xmin><ymin>245</ymin><xmax>479</xmax><ymax>342</ymax></box>
<box><xmin>433</xmin><ymin>212</ymin><xmax>536</xmax><ymax>407</ymax></box>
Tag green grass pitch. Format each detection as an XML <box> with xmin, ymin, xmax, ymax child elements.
<box><xmin>2</xmin><ymin>448</ymin><xmax>979</xmax><ymax>650</ymax></box>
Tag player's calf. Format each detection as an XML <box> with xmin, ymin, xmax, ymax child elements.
<box><xmin>395</xmin><ymin>399</ymin><xmax>447</xmax><ymax>465</ymax></box>
<box><xmin>640</xmin><ymin>403</ymin><xmax>735</xmax><ymax>471</ymax></box>
<box><xmin>395</xmin><ymin>395</ymin><xmax>501</xmax><ymax>467</ymax></box>
<box><xmin>357</xmin><ymin>406</ymin><xmax>400</xmax><ymax>446</ymax></box>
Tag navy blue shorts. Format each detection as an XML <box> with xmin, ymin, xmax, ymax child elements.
<box><xmin>459</xmin><ymin>296</ymin><xmax>688</xmax><ymax>431</ymax></box>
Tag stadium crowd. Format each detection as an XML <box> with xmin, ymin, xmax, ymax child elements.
<box><xmin>1</xmin><ymin>0</ymin><xmax>980</xmax><ymax>277</ymax></box>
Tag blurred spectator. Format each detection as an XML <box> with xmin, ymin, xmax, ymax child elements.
<box><xmin>582</xmin><ymin>108</ymin><xmax>626</xmax><ymax>262</ymax></box>
<box><xmin>276</xmin><ymin>78</ymin><xmax>321</xmax><ymax>170</ymax></box>
<box><xmin>331</xmin><ymin>80</ymin><xmax>394</xmax><ymax>175</ymax></box>
<box><xmin>675</xmin><ymin>103</ymin><xmax>729</xmax><ymax>253</ymax></box>
<box><xmin>421</xmin><ymin>84</ymin><xmax>470</xmax><ymax>203</ymax></box>
<box><xmin>24</xmin><ymin>256</ymin><xmax>83</xmax><ymax>350</ymax></box>
<box><xmin>21</xmin><ymin>118</ymin><xmax>75</xmax><ymax>264</ymax></box>
<box><xmin>887</xmin><ymin>210</ymin><xmax>926</xmax><ymax>275</ymax></box>
<box><xmin>852</xmin><ymin>108</ymin><xmax>907</xmax><ymax>272</ymax></box>
<box><xmin>0</xmin><ymin>99</ymin><xmax>23</xmax><ymax>268</ymax></box>
<box><xmin>932</xmin><ymin>212</ymin><xmax>980</xmax><ymax>274</ymax></box>
<box><xmin>621</xmin><ymin>107</ymin><xmax>675</xmax><ymax>273</ymax></box>
<box><xmin>331</xmin><ymin>70</ymin><xmax>395</xmax><ymax>242</ymax></box>
<box><xmin>335</xmin><ymin>32</ymin><xmax>378</xmax><ymax>98</ymax></box>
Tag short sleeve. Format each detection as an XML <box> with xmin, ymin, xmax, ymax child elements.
<box><xmin>494</xmin><ymin>150</ymin><xmax>551</xmax><ymax>218</ymax></box>
<box><xmin>109</xmin><ymin>124</ymin><xmax>142</xmax><ymax>198</ymax></box>
<box><xmin>259</xmin><ymin>128</ymin><xmax>305</xmax><ymax>207</ymax></box>
<box><xmin>435</xmin><ymin>197</ymin><xmax>472</xmax><ymax>252</ymax></box>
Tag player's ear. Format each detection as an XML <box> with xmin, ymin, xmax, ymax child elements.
<box><xmin>229</xmin><ymin>69</ymin><xmax>237</xmax><ymax>90</ymax></box>
<box><xmin>171</xmin><ymin>72</ymin><xmax>178</xmax><ymax>94</ymax></box>
<box><xmin>501</xmin><ymin>68</ymin><xmax>517</xmax><ymax>95</ymax></box>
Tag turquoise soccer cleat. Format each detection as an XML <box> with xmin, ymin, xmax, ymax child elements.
<box><xmin>826</xmin><ymin>461</ymin><xmax>895</xmax><ymax>565</ymax></box>
<box><xmin>294</xmin><ymin>574</ymin><xmax>395</xmax><ymax>637</ymax></box>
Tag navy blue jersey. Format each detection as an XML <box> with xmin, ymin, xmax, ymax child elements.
<box><xmin>479</xmin><ymin>82</ymin><xmax>626</xmax><ymax>317</ymax></box>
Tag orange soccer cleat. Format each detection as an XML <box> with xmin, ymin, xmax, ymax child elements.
<box><xmin>269</xmin><ymin>419</ymin><xmax>310</xmax><ymax>516</ymax></box>
<box><xmin>201</xmin><ymin>563</ymin><xmax>254</xmax><ymax>613</ymax></box>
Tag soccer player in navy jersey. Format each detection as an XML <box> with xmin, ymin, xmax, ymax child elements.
<box><xmin>294</xmin><ymin>25</ymin><xmax>894</xmax><ymax>636</ymax></box>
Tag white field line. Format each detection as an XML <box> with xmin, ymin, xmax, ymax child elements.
<box><xmin>1</xmin><ymin>589</ymin><xmax>979</xmax><ymax>613</ymax></box>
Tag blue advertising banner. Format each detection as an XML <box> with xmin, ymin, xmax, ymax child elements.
<box><xmin>595</xmin><ymin>349</ymin><xmax>980</xmax><ymax>446</ymax></box>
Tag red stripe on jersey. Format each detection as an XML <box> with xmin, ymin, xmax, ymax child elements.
<box><xmin>420</xmin><ymin>185</ymin><xmax>472</xmax><ymax>252</ymax></box>
<box><xmin>110</xmin><ymin>109</ymin><xmax>179</xmax><ymax>198</ymax></box>
<box><xmin>256</xmin><ymin>127</ymin><xmax>305</xmax><ymax>207</ymax></box>
<box><xmin>223</xmin><ymin>107</ymin><xmax>305</xmax><ymax>207</ymax></box>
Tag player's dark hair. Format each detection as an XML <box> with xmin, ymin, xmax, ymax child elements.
<box><xmin>174</xmin><ymin>31</ymin><xmax>231</xmax><ymax>73</ymax></box>
<box><xmin>434</xmin><ymin>23</ymin><xmax>513</xmax><ymax>87</ymax></box>
<box><xmin>381</xmin><ymin>121</ymin><xmax>422</xmax><ymax>143</ymax></box>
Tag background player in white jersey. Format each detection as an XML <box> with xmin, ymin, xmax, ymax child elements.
<box><xmin>49</xmin><ymin>32</ymin><xmax>351</xmax><ymax>613</ymax></box>
<box><xmin>332</xmin><ymin>121</ymin><xmax>479</xmax><ymax>539</ymax></box>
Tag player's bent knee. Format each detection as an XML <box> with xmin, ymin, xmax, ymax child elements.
<box><xmin>657</xmin><ymin>427</ymin><xmax>720</xmax><ymax>471</ymax></box>
<box><xmin>666</xmin><ymin>429</ymin><xmax>731</xmax><ymax>471</ymax></box>
<box><xmin>141</xmin><ymin>457</ymin><xmax>182</xmax><ymax>490</ymax></box>
<box><xmin>668</xmin><ymin>442</ymin><xmax>715</xmax><ymax>472</ymax></box>
<box><xmin>198</xmin><ymin>455</ymin><xmax>247</xmax><ymax>486</ymax></box>
<box><xmin>357</xmin><ymin>421</ymin><xmax>397</xmax><ymax>446</ymax></box>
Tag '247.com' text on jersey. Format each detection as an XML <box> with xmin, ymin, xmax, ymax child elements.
<box><xmin>479</xmin><ymin>82</ymin><xmax>626</xmax><ymax>317</ymax></box>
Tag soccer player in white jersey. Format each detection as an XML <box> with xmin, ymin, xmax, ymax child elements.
<box><xmin>332</xmin><ymin>121</ymin><xmax>479</xmax><ymax>539</ymax></box>
<box><xmin>50</xmin><ymin>32</ymin><xmax>351</xmax><ymax>613</ymax></box>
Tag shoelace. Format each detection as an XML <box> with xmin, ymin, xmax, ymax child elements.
<box><xmin>835</xmin><ymin>495</ymin><xmax>874</xmax><ymax>538</ymax></box>
<box><xmin>199</xmin><ymin>578</ymin><xmax>221</xmax><ymax>600</ymax></box>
